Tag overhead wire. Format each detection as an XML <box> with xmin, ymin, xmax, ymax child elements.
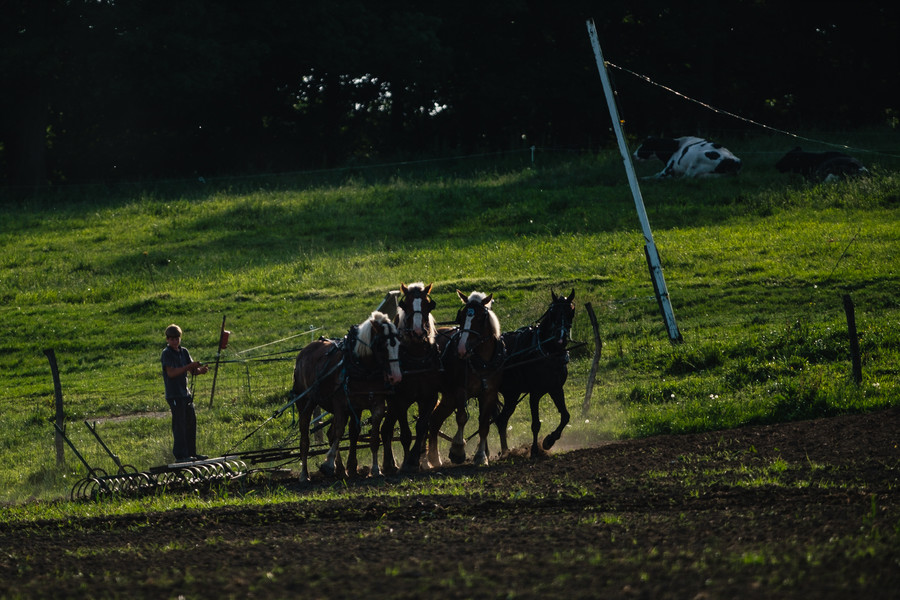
<box><xmin>605</xmin><ymin>61</ymin><xmax>899</xmax><ymax>158</ymax></box>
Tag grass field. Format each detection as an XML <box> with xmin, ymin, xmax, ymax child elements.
<box><xmin>1</xmin><ymin>131</ymin><xmax>899</xmax><ymax>505</ymax></box>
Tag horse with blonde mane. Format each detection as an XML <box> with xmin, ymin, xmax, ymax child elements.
<box><xmin>427</xmin><ymin>290</ymin><xmax>504</xmax><ymax>468</ymax></box>
<box><xmin>381</xmin><ymin>282</ymin><xmax>441</xmax><ymax>474</ymax></box>
<box><xmin>292</xmin><ymin>311</ymin><xmax>402</xmax><ymax>481</ymax></box>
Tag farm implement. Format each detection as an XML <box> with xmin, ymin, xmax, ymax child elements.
<box><xmin>50</xmin><ymin>411</ymin><xmax>381</xmax><ymax>501</ymax></box>
<box><xmin>50</xmin><ymin>419</ymin><xmax>249</xmax><ymax>501</ymax></box>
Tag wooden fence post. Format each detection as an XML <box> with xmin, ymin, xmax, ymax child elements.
<box><xmin>582</xmin><ymin>302</ymin><xmax>603</xmax><ymax>417</ymax></box>
<box><xmin>44</xmin><ymin>348</ymin><xmax>65</xmax><ymax>466</ymax></box>
<box><xmin>842</xmin><ymin>294</ymin><xmax>863</xmax><ymax>384</ymax></box>
<box><xmin>208</xmin><ymin>315</ymin><xmax>228</xmax><ymax>408</ymax></box>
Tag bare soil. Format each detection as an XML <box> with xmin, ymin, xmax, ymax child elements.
<box><xmin>2</xmin><ymin>407</ymin><xmax>899</xmax><ymax>599</ymax></box>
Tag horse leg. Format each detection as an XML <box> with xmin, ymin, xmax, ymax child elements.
<box><xmin>368</xmin><ymin>401</ymin><xmax>385</xmax><ymax>478</ymax></box>
<box><xmin>473</xmin><ymin>392</ymin><xmax>496</xmax><ymax>466</ymax></box>
<box><xmin>427</xmin><ymin>394</ymin><xmax>456</xmax><ymax>469</ymax></box>
<box><xmin>380</xmin><ymin>403</ymin><xmax>400</xmax><ymax>476</ymax></box>
<box><xmin>493</xmin><ymin>394</ymin><xmax>519</xmax><ymax>455</ymax></box>
<box><xmin>403</xmin><ymin>393</ymin><xmax>436</xmax><ymax>473</ymax></box>
<box><xmin>529</xmin><ymin>391</ymin><xmax>544</xmax><ymax>458</ymax></box>
<box><xmin>346</xmin><ymin>415</ymin><xmax>360</xmax><ymax>477</ymax></box>
<box><xmin>321</xmin><ymin>410</ymin><xmax>346</xmax><ymax>478</ymax></box>
<box><xmin>449</xmin><ymin>399</ymin><xmax>469</xmax><ymax>464</ymax></box>
<box><xmin>297</xmin><ymin>401</ymin><xmax>316</xmax><ymax>482</ymax></box>
<box><xmin>542</xmin><ymin>388</ymin><xmax>569</xmax><ymax>451</ymax></box>
<box><xmin>312</xmin><ymin>406</ymin><xmax>325</xmax><ymax>446</ymax></box>
<box><xmin>397</xmin><ymin>400</ymin><xmax>413</xmax><ymax>466</ymax></box>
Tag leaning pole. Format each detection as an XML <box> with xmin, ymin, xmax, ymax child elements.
<box><xmin>586</xmin><ymin>18</ymin><xmax>683</xmax><ymax>343</ymax></box>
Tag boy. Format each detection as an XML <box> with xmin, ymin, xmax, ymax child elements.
<box><xmin>161</xmin><ymin>323</ymin><xmax>209</xmax><ymax>461</ymax></box>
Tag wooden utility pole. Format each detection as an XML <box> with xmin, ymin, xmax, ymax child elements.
<box><xmin>586</xmin><ymin>19</ymin><xmax>683</xmax><ymax>343</ymax></box>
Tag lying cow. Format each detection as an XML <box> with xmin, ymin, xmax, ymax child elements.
<box><xmin>775</xmin><ymin>147</ymin><xmax>868</xmax><ymax>182</ymax></box>
<box><xmin>633</xmin><ymin>136</ymin><xmax>742</xmax><ymax>178</ymax></box>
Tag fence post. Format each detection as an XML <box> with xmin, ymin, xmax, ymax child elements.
<box><xmin>582</xmin><ymin>302</ymin><xmax>603</xmax><ymax>416</ymax></box>
<box><xmin>842</xmin><ymin>294</ymin><xmax>862</xmax><ymax>384</ymax></box>
<box><xmin>43</xmin><ymin>348</ymin><xmax>65</xmax><ymax>466</ymax></box>
<box><xmin>208</xmin><ymin>315</ymin><xmax>228</xmax><ymax>408</ymax></box>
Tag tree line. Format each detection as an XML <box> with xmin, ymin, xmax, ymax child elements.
<box><xmin>1</xmin><ymin>0</ymin><xmax>897</xmax><ymax>187</ymax></box>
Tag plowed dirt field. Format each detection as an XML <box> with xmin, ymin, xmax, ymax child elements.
<box><xmin>2</xmin><ymin>407</ymin><xmax>899</xmax><ymax>599</ymax></box>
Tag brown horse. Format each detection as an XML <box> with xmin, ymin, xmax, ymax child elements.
<box><xmin>427</xmin><ymin>290</ymin><xmax>504</xmax><ymax>468</ymax></box>
<box><xmin>381</xmin><ymin>282</ymin><xmax>441</xmax><ymax>474</ymax></box>
<box><xmin>291</xmin><ymin>311</ymin><xmax>402</xmax><ymax>481</ymax></box>
<box><xmin>493</xmin><ymin>289</ymin><xmax>575</xmax><ymax>457</ymax></box>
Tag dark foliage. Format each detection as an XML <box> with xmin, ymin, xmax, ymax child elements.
<box><xmin>1</xmin><ymin>0</ymin><xmax>897</xmax><ymax>186</ymax></box>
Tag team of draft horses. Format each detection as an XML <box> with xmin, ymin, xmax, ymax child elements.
<box><xmin>290</xmin><ymin>283</ymin><xmax>577</xmax><ymax>482</ymax></box>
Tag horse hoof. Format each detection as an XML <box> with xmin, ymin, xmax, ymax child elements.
<box><xmin>542</xmin><ymin>432</ymin><xmax>561</xmax><ymax>451</ymax></box>
<box><xmin>426</xmin><ymin>453</ymin><xmax>442</xmax><ymax>469</ymax></box>
<box><xmin>530</xmin><ymin>444</ymin><xmax>550</xmax><ymax>459</ymax></box>
<box><xmin>400</xmin><ymin>459</ymin><xmax>420</xmax><ymax>474</ymax></box>
<box><xmin>473</xmin><ymin>451</ymin><xmax>489</xmax><ymax>467</ymax></box>
<box><xmin>449</xmin><ymin>448</ymin><xmax>466</xmax><ymax>464</ymax></box>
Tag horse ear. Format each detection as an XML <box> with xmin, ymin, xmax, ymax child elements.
<box><xmin>425</xmin><ymin>282</ymin><xmax>433</xmax><ymax>295</ymax></box>
<box><xmin>401</xmin><ymin>283</ymin><xmax>409</xmax><ymax>295</ymax></box>
<box><xmin>482</xmin><ymin>293</ymin><xmax>493</xmax><ymax>308</ymax></box>
<box><xmin>569</xmin><ymin>288</ymin><xmax>575</xmax><ymax>301</ymax></box>
<box><xmin>457</xmin><ymin>289</ymin><xmax>468</xmax><ymax>303</ymax></box>
<box><xmin>551</xmin><ymin>289</ymin><xmax>558</xmax><ymax>302</ymax></box>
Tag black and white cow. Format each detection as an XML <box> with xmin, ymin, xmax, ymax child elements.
<box><xmin>775</xmin><ymin>147</ymin><xmax>868</xmax><ymax>182</ymax></box>
<box><xmin>633</xmin><ymin>136</ymin><xmax>742</xmax><ymax>178</ymax></box>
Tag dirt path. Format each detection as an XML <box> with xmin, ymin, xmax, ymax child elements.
<box><xmin>2</xmin><ymin>407</ymin><xmax>898</xmax><ymax>599</ymax></box>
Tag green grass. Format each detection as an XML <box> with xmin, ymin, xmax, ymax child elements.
<box><xmin>1</xmin><ymin>132</ymin><xmax>899</xmax><ymax>504</ymax></box>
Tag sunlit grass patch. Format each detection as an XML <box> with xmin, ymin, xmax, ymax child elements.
<box><xmin>0</xmin><ymin>145</ymin><xmax>898</xmax><ymax>502</ymax></box>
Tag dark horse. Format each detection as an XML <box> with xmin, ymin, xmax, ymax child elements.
<box><xmin>427</xmin><ymin>290</ymin><xmax>504</xmax><ymax>468</ymax></box>
<box><xmin>494</xmin><ymin>289</ymin><xmax>575</xmax><ymax>457</ymax></box>
<box><xmin>291</xmin><ymin>311</ymin><xmax>402</xmax><ymax>481</ymax></box>
<box><xmin>381</xmin><ymin>282</ymin><xmax>441</xmax><ymax>474</ymax></box>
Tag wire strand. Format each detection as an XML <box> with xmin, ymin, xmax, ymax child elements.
<box><xmin>606</xmin><ymin>61</ymin><xmax>898</xmax><ymax>158</ymax></box>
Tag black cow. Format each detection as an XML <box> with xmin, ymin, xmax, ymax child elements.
<box><xmin>775</xmin><ymin>147</ymin><xmax>868</xmax><ymax>182</ymax></box>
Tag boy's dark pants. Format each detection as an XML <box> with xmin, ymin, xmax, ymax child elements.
<box><xmin>167</xmin><ymin>396</ymin><xmax>197</xmax><ymax>460</ymax></box>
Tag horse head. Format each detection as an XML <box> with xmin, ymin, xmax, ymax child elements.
<box><xmin>455</xmin><ymin>289</ymin><xmax>501</xmax><ymax>359</ymax></box>
<box><xmin>543</xmin><ymin>288</ymin><xmax>575</xmax><ymax>347</ymax></box>
<box><xmin>397</xmin><ymin>282</ymin><xmax>437</xmax><ymax>344</ymax></box>
<box><xmin>356</xmin><ymin>311</ymin><xmax>403</xmax><ymax>385</ymax></box>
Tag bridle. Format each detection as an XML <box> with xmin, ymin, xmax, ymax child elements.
<box><xmin>398</xmin><ymin>290</ymin><xmax>436</xmax><ymax>343</ymax></box>
<box><xmin>455</xmin><ymin>302</ymin><xmax>493</xmax><ymax>359</ymax></box>
<box><xmin>349</xmin><ymin>321</ymin><xmax>401</xmax><ymax>376</ymax></box>
<box><xmin>538</xmin><ymin>299</ymin><xmax>573</xmax><ymax>348</ymax></box>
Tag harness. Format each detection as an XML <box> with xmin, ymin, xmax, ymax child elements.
<box><xmin>504</xmin><ymin>301</ymin><xmax>573</xmax><ymax>367</ymax></box>
<box><xmin>300</xmin><ymin>324</ymin><xmax>399</xmax><ymax>428</ymax></box>
<box><xmin>444</xmin><ymin>304</ymin><xmax>507</xmax><ymax>380</ymax></box>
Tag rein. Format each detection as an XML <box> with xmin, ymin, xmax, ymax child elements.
<box><xmin>226</xmin><ymin>354</ymin><xmax>344</xmax><ymax>454</ymax></box>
